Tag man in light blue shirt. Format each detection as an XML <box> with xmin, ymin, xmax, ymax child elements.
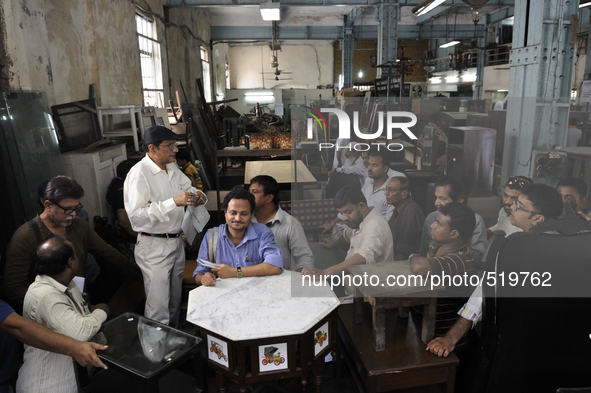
<box><xmin>193</xmin><ymin>189</ymin><xmax>283</xmax><ymax>286</ymax></box>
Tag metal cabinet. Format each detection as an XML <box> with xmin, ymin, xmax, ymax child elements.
<box><xmin>446</xmin><ymin>126</ymin><xmax>496</xmax><ymax>195</ymax></box>
<box><xmin>61</xmin><ymin>143</ymin><xmax>127</xmax><ymax>222</ymax></box>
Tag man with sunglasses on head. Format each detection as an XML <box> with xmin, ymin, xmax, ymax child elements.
<box><xmin>426</xmin><ymin>183</ymin><xmax>563</xmax><ymax>359</ymax></box>
<box><xmin>124</xmin><ymin>125</ymin><xmax>207</xmax><ymax>327</ymax></box>
<box><xmin>4</xmin><ymin>176</ymin><xmax>141</xmax><ymax>314</ymax></box>
<box><xmin>487</xmin><ymin>175</ymin><xmax>533</xmax><ymax>239</ymax></box>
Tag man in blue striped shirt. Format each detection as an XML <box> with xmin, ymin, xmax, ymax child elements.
<box><xmin>193</xmin><ymin>189</ymin><xmax>283</xmax><ymax>286</ymax></box>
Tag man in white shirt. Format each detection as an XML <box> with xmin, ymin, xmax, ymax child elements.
<box><xmin>361</xmin><ymin>151</ymin><xmax>405</xmax><ymax>221</ymax></box>
<box><xmin>487</xmin><ymin>175</ymin><xmax>533</xmax><ymax>238</ymax></box>
<box><xmin>124</xmin><ymin>126</ymin><xmax>206</xmax><ymax>326</ymax></box>
<box><xmin>17</xmin><ymin>236</ymin><xmax>109</xmax><ymax>393</ymax></box>
<box><xmin>302</xmin><ymin>186</ymin><xmax>394</xmax><ymax>278</ymax></box>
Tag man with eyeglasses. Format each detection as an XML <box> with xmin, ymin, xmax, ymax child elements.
<box><xmin>384</xmin><ymin>176</ymin><xmax>425</xmax><ymax>260</ymax></box>
<box><xmin>4</xmin><ymin>176</ymin><xmax>141</xmax><ymax>314</ymax></box>
<box><xmin>124</xmin><ymin>125</ymin><xmax>207</xmax><ymax>327</ymax></box>
<box><xmin>486</xmin><ymin>175</ymin><xmax>533</xmax><ymax>239</ymax></box>
<box><xmin>426</xmin><ymin>184</ymin><xmax>562</xmax><ymax>361</ymax></box>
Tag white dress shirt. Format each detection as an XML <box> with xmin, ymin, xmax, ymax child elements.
<box><xmin>489</xmin><ymin>207</ymin><xmax>522</xmax><ymax>236</ymax></box>
<box><xmin>124</xmin><ymin>155</ymin><xmax>196</xmax><ymax>234</ymax></box>
<box><xmin>17</xmin><ymin>275</ymin><xmax>107</xmax><ymax>393</ymax></box>
<box><xmin>343</xmin><ymin>207</ymin><xmax>394</xmax><ymax>264</ymax></box>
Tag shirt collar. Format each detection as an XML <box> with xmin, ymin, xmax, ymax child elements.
<box><xmin>220</xmin><ymin>222</ymin><xmax>259</xmax><ymax>245</ymax></box>
<box><xmin>38</xmin><ymin>275</ymin><xmax>69</xmax><ymax>293</ymax></box>
<box><xmin>358</xmin><ymin>207</ymin><xmax>380</xmax><ymax>232</ymax></box>
<box><xmin>143</xmin><ymin>154</ymin><xmax>177</xmax><ymax>175</ymax></box>
<box><xmin>428</xmin><ymin>242</ymin><xmax>470</xmax><ymax>257</ymax></box>
<box><xmin>267</xmin><ymin>206</ymin><xmax>285</xmax><ymax>224</ymax></box>
<box><xmin>252</xmin><ymin>206</ymin><xmax>285</xmax><ymax>225</ymax></box>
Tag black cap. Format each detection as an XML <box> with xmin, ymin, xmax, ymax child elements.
<box><xmin>143</xmin><ymin>125</ymin><xmax>181</xmax><ymax>149</ymax></box>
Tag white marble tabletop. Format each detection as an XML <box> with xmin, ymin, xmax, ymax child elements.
<box><xmin>187</xmin><ymin>270</ymin><xmax>339</xmax><ymax>341</ymax></box>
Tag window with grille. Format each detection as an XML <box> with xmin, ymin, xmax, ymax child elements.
<box><xmin>136</xmin><ymin>13</ymin><xmax>164</xmax><ymax>107</ymax></box>
<box><xmin>201</xmin><ymin>47</ymin><xmax>212</xmax><ymax>102</ymax></box>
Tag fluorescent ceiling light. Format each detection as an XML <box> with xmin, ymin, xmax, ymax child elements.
<box><xmin>245</xmin><ymin>92</ymin><xmax>274</xmax><ymax>97</ymax></box>
<box><xmin>412</xmin><ymin>0</ymin><xmax>446</xmax><ymax>16</ymax></box>
<box><xmin>260</xmin><ymin>2</ymin><xmax>281</xmax><ymax>21</ymax></box>
<box><xmin>580</xmin><ymin>1</ymin><xmax>591</xmax><ymax>8</ymax></box>
<box><xmin>439</xmin><ymin>41</ymin><xmax>460</xmax><ymax>48</ymax></box>
<box><xmin>497</xmin><ymin>89</ymin><xmax>509</xmax><ymax>92</ymax></box>
<box><xmin>446</xmin><ymin>76</ymin><xmax>459</xmax><ymax>83</ymax></box>
<box><xmin>462</xmin><ymin>74</ymin><xmax>477</xmax><ymax>82</ymax></box>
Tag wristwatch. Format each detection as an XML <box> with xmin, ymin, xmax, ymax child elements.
<box><xmin>237</xmin><ymin>267</ymin><xmax>243</xmax><ymax>278</ymax></box>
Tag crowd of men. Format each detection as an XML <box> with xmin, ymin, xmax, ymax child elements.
<box><xmin>1</xmin><ymin>124</ymin><xmax>589</xmax><ymax>392</ymax></box>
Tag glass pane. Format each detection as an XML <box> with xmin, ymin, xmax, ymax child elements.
<box><xmin>0</xmin><ymin>91</ymin><xmax>63</xmax><ymax>220</ymax></box>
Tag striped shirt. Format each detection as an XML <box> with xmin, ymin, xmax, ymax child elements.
<box><xmin>17</xmin><ymin>275</ymin><xmax>107</xmax><ymax>393</ymax></box>
<box><xmin>414</xmin><ymin>243</ymin><xmax>475</xmax><ymax>348</ymax></box>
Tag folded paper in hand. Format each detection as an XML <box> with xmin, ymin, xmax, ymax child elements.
<box><xmin>182</xmin><ymin>204</ymin><xmax>210</xmax><ymax>244</ymax></box>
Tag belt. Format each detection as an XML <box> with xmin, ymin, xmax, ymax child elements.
<box><xmin>140</xmin><ymin>232</ymin><xmax>182</xmax><ymax>239</ymax></box>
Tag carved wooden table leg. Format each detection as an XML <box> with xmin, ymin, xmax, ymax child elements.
<box><xmin>422</xmin><ymin>297</ymin><xmax>437</xmax><ymax>344</ymax></box>
<box><xmin>301</xmin><ymin>376</ymin><xmax>308</xmax><ymax>391</ymax></box>
<box><xmin>354</xmin><ymin>289</ymin><xmax>364</xmax><ymax>324</ymax></box>
<box><xmin>372</xmin><ymin>303</ymin><xmax>386</xmax><ymax>351</ymax></box>
<box><xmin>216</xmin><ymin>371</ymin><xmax>227</xmax><ymax>393</ymax></box>
<box><xmin>314</xmin><ymin>373</ymin><xmax>323</xmax><ymax>393</ymax></box>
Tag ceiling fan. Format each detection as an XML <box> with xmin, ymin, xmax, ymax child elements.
<box><xmin>262</xmin><ymin>66</ymin><xmax>293</xmax><ymax>81</ymax></box>
<box><xmin>261</xmin><ymin>21</ymin><xmax>293</xmax><ymax>81</ymax></box>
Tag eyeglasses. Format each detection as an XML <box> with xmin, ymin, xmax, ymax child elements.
<box><xmin>385</xmin><ymin>188</ymin><xmax>406</xmax><ymax>194</ymax></box>
<box><xmin>507</xmin><ymin>176</ymin><xmax>533</xmax><ymax>189</ymax></box>
<box><xmin>514</xmin><ymin>201</ymin><xmax>541</xmax><ymax>216</ymax></box>
<box><xmin>159</xmin><ymin>142</ymin><xmax>180</xmax><ymax>150</ymax></box>
<box><xmin>54</xmin><ymin>202</ymin><xmax>83</xmax><ymax>215</ymax></box>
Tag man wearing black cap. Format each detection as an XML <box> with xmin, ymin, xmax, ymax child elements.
<box><xmin>124</xmin><ymin>126</ymin><xmax>206</xmax><ymax>326</ymax></box>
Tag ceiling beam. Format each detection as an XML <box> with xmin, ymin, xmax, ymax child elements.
<box><xmin>167</xmin><ymin>0</ymin><xmax>512</xmax><ymax>6</ymax></box>
<box><xmin>167</xmin><ymin>0</ymin><xmax>386</xmax><ymax>5</ymax></box>
<box><xmin>487</xmin><ymin>6</ymin><xmax>514</xmax><ymax>25</ymax></box>
<box><xmin>211</xmin><ymin>24</ymin><xmax>485</xmax><ymax>41</ymax></box>
<box><xmin>345</xmin><ymin>6</ymin><xmax>366</xmax><ymax>26</ymax></box>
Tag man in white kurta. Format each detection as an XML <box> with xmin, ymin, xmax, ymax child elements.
<box><xmin>17</xmin><ymin>237</ymin><xmax>108</xmax><ymax>393</ymax></box>
<box><xmin>124</xmin><ymin>126</ymin><xmax>206</xmax><ymax>326</ymax></box>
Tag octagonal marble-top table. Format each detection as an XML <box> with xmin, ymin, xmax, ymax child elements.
<box><xmin>187</xmin><ymin>270</ymin><xmax>339</xmax><ymax>393</ymax></box>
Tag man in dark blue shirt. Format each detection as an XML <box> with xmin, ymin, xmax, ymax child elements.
<box><xmin>193</xmin><ymin>189</ymin><xmax>283</xmax><ymax>286</ymax></box>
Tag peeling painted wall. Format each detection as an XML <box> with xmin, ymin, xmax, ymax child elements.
<box><xmin>0</xmin><ymin>0</ymin><xmax>210</xmax><ymax>108</ymax></box>
<box><xmin>166</xmin><ymin>6</ymin><xmax>211</xmax><ymax>105</ymax></box>
<box><xmin>228</xmin><ymin>44</ymin><xmax>333</xmax><ymax>89</ymax></box>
